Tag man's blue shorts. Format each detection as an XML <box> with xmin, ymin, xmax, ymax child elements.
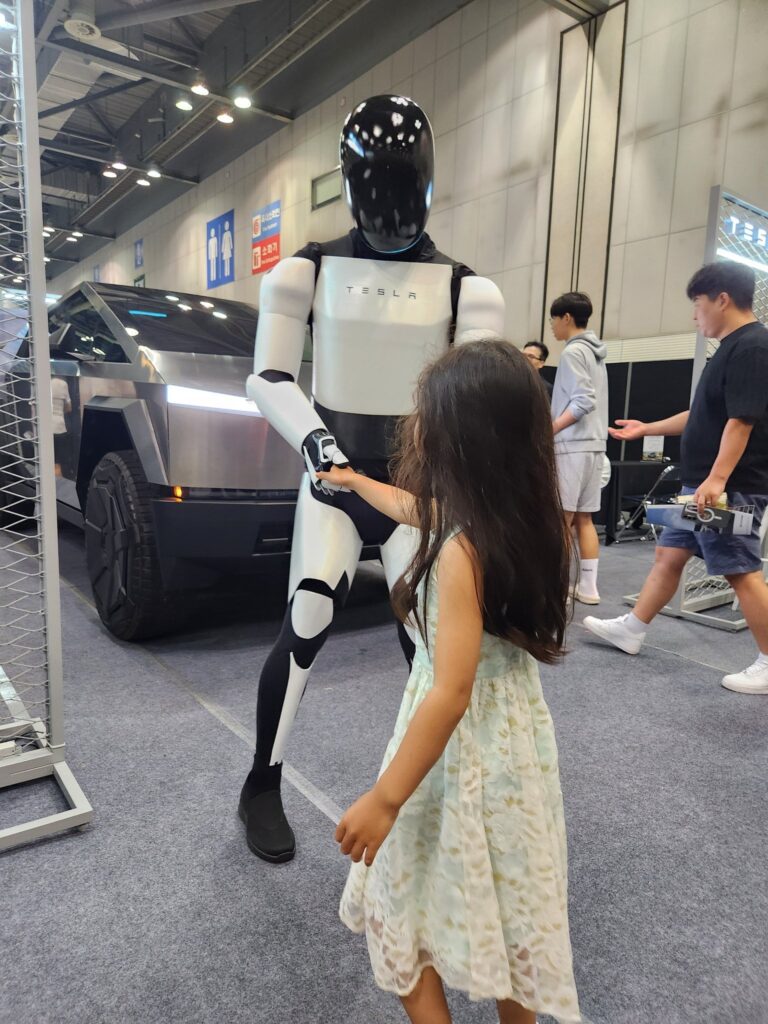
<box><xmin>658</xmin><ymin>488</ymin><xmax>767</xmax><ymax>576</ymax></box>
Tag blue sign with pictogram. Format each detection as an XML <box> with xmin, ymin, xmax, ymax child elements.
<box><xmin>206</xmin><ymin>209</ymin><xmax>235</xmax><ymax>289</ymax></box>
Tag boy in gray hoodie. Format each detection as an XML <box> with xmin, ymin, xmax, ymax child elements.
<box><xmin>550</xmin><ymin>292</ymin><xmax>608</xmax><ymax>603</ymax></box>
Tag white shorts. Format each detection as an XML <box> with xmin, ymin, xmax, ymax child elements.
<box><xmin>556</xmin><ymin>451</ymin><xmax>605</xmax><ymax>513</ymax></box>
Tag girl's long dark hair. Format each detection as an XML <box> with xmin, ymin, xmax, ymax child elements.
<box><xmin>391</xmin><ymin>339</ymin><xmax>571</xmax><ymax>665</ymax></box>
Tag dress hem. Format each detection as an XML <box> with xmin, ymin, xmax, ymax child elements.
<box><xmin>339</xmin><ymin>910</ymin><xmax>582</xmax><ymax>1023</ymax></box>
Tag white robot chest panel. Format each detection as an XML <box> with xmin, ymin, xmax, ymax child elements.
<box><xmin>312</xmin><ymin>256</ymin><xmax>453</xmax><ymax>415</ymax></box>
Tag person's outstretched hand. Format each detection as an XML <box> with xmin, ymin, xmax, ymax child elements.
<box><xmin>608</xmin><ymin>418</ymin><xmax>647</xmax><ymax>441</ymax></box>
<box><xmin>316</xmin><ymin>465</ymin><xmax>357</xmax><ymax>490</ymax></box>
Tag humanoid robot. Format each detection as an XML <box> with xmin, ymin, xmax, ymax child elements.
<box><xmin>240</xmin><ymin>95</ymin><xmax>505</xmax><ymax>862</ymax></box>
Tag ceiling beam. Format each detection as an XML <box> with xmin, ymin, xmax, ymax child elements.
<box><xmin>86</xmin><ymin>102</ymin><xmax>118</xmax><ymax>139</ymax></box>
<box><xmin>41</xmin><ymin>38</ymin><xmax>291</xmax><ymax>122</ymax></box>
<box><xmin>38</xmin><ymin>79</ymin><xmax>149</xmax><ymax>121</ymax></box>
<box><xmin>38</xmin><ymin>140</ymin><xmax>199</xmax><ymax>185</ymax></box>
<box><xmin>540</xmin><ymin>0</ymin><xmax>609</xmax><ymax>19</ymax></box>
<box><xmin>98</xmin><ymin>0</ymin><xmax>257</xmax><ymax>31</ymax></box>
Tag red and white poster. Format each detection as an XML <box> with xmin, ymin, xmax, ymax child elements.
<box><xmin>251</xmin><ymin>200</ymin><xmax>281</xmax><ymax>274</ymax></box>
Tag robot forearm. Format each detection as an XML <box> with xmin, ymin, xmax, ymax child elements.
<box><xmin>246</xmin><ymin>374</ymin><xmax>327</xmax><ymax>455</ymax></box>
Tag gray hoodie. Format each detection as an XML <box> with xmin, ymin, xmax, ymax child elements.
<box><xmin>551</xmin><ymin>330</ymin><xmax>608</xmax><ymax>454</ymax></box>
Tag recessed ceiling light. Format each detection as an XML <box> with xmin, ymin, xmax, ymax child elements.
<box><xmin>233</xmin><ymin>95</ymin><xmax>252</xmax><ymax>109</ymax></box>
<box><xmin>136</xmin><ymin>177</ymin><xmax>150</xmax><ymax>187</ymax></box>
<box><xmin>176</xmin><ymin>98</ymin><xmax>193</xmax><ymax>111</ymax></box>
<box><xmin>71</xmin><ymin>230</ymin><xmax>83</xmax><ymax>238</ymax></box>
<box><xmin>200</xmin><ymin>300</ymin><xmax>214</xmax><ymax>308</ymax></box>
<box><xmin>191</xmin><ymin>81</ymin><xmax>209</xmax><ymax>97</ymax></box>
<box><xmin>103</xmin><ymin>168</ymin><xmax>117</xmax><ymax>178</ymax></box>
<box><xmin>212</xmin><ymin>310</ymin><xmax>227</xmax><ymax>319</ymax></box>
<box><xmin>217</xmin><ymin>111</ymin><xmax>234</xmax><ymax>124</ymax></box>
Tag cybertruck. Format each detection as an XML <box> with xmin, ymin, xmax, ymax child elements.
<box><xmin>0</xmin><ymin>283</ymin><xmax>310</xmax><ymax>641</ymax></box>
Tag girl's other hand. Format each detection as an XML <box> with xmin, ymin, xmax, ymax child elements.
<box><xmin>335</xmin><ymin>788</ymin><xmax>398</xmax><ymax>866</ymax></box>
<box><xmin>316</xmin><ymin>465</ymin><xmax>357</xmax><ymax>490</ymax></box>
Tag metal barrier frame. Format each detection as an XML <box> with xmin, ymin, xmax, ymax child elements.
<box><xmin>0</xmin><ymin>0</ymin><xmax>92</xmax><ymax>850</ymax></box>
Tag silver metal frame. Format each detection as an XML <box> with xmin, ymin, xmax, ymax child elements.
<box><xmin>624</xmin><ymin>185</ymin><xmax>768</xmax><ymax>631</ymax></box>
<box><xmin>0</xmin><ymin>0</ymin><xmax>92</xmax><ymax>851</ymax></box>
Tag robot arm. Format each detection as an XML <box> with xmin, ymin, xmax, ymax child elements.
<box><xmin>247</xmin><ymin>257</ymin><xmax>348</xmax><ymax>491</ymax></box>
<box><xmin>454</xmin><ymin>275</ymin><xmax>506</xmax><ymax>345</ymax></box>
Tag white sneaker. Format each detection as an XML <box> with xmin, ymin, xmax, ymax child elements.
<box><xmin>721</xmin><ymin>659</ymin><xmax>768</xmax><ymax>694</ymax></box>
<box><xmin>583</xmin><ymin>614</ymin><xmax>645</xmax><ymax>655</ymax></box>
<box><xmin>574</xmin><ymin>587</ymin><xmax>600</xmax><ymax>605</ymax></box>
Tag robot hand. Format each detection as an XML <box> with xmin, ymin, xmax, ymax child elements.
<box><xmin>302</xmin><ymin>429</ymin><xmax>350</xmax><ymax>495</ymax></box>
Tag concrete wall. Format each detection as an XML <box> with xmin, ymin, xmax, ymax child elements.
<box><xmin>604</xmin><ymin>0</ymin><xmax>768</xmax><ymax>342</ymax></box>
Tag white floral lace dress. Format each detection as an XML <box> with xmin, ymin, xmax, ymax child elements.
<box><xmin>339</xmin><ymin>550</ymin><xmax>581</xmax><ymax>1022</ymax></box>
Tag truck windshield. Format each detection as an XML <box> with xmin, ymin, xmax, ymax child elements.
<box><xmin>97</xmin><ymin>285</ymin><xmax>258</xmax><ymax>357</ymax></box>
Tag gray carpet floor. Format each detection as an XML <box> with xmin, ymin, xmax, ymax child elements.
<box><xmin>1</xmin><ymin>526</ymin><xmax>767</xmax><ymax>1024</ymax></box>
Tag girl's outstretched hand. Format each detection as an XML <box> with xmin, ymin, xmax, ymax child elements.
<box><xmin>316</xmin><ymin>465</ymin><xmax>357</xmax><ymax>490</ymax></box>
<box><xmin>335</xmin><ymin>788</ymin><xmax>398</xmax><ymax>866</ymax></box>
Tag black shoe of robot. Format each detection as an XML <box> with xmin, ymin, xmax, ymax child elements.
<box><xmin>238</xmin><ymin>786</ymin><xmax>296</xmax><ymax>863</ymax></box>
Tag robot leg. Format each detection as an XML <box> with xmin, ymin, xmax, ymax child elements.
<box><xmin>241</xmin><ymin>475</ymin><xmax>362</xmax><ymax>861</ymax></box>
<box><xmin>380</xmin><ymin>523</ymin><xmax>420</xmax><ymax>667</ymax></box>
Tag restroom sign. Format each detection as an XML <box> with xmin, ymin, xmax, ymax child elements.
<box><xmin>252</xmin><ymin>200</ymin><xmax>281</xmax><ymax>275</ymax></box>
<box><xmin>206</xmin><ymin>209</ymin><xmax>235</xmax><ymax>289</ymax></box>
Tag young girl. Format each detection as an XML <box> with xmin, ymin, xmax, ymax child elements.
<box><xmin>317</xmin><ymin>340</ymin><xmax>581</xmax><ymax>1024</ymax></box>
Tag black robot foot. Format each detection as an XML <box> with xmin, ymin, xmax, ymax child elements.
<box><xmin>238</xmin><ymin>786</ymin><xmax>296</xmax><ymax>863</ymax></box>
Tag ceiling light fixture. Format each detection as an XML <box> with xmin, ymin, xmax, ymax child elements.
<box><xmin>12</xmin><ymin>254</ymin><xmax>22</xmax><ymax>262</ymax></box>
<box><xmin>212</xmin><ymin>310</ymin><xmax>227</xmax><ymax>319</ymax></box>
<box><xmin>66</xmin><ymin>235</ymin><xmax>78</xmax><ymax>242</ymax></box>
<box><xmin>13</xmin><ymin>277</ymin><xmax>22</xmax><ymax>283</ymax></box>
<box><xmin>191</xmin><ymin>80</ymin><xmax>209</xmax><ymax>97</ymax></box>
<box><xmin>165</xmin><ymin>294</ymin><xmax>180</xmax><ymax>302</ymax></box>
<box><xmin>200</xmin><ymin>300</ymin><xmax>214</xmax><ymax>309</ymax></box>
<box><xmin>103</xmin><ymin>167</ymin><xmax>117</xmax><ymax>178</ymax></box>
<box><xmin>136</xmin><ymin>177</ymin><xmax>150</xmax><ymax>187</ymax></box>
<box><xmin>217</xmin><ymin>110</ymin><xmax>234</xmax><ymax>124</ymax></box>
<box><xmin>178</xmin><ymin>303</ymin><xmax>191</xmax><ymax>311</ymax></box>
<box><xmin>71</xmin><ymin>230</ymin><xmax>83</xmax><ymax>238</ymax></box>
<box><xmin>233</xmin><ymin>94</ymin><xmax>252</xmax><ymax>110</ymax></box>
<box><xmin>112</xmin><ymin>158</ymin><xmax>127</xmax><ymax>171</ymax></box>
<box><xmin>44</xmin><ymin>257</ymin><xmax>51</xmax><ymax>263</ymax></box>
<box><xmin>176</xmin><ymin>97</ymin><xmax>193</xmax><ymax>112</ymax></box>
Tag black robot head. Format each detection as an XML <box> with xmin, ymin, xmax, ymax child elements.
<box><xmin>340</xmin><ymin>95</ymin><xmax>434</xmax><ymax>254</ymax></box>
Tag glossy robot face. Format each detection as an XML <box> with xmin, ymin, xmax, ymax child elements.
<box><xmin>340</xmin><ymin>95</ymin><xmax>434</xmax><ymax>254</ymax></box>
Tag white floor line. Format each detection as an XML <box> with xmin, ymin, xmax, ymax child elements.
<box><xmin>60</xmin><ymin>576</ymin><xmax>344</xmax><ymax>825</ymax></box>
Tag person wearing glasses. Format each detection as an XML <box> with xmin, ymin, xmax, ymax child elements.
<box><xmin>523</xmin><ymin>340</ymin><xmax>552</xmax><ymax>398</ymax></box>
<box><xmin>549</xmin><ymin>292</ymin><xmax>608</xmax><ymax>605</ymax></box>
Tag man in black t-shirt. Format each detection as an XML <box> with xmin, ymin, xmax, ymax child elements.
<box><xmin>583</xmin><ymin>262</ymin><xmax>768</xmax><ymax>696</ymax></box>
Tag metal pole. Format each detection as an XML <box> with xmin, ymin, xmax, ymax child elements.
<box><xmin>16</xmin><ymin>0</ymin><xmax>65</xmax><ymax>754</ymax></box>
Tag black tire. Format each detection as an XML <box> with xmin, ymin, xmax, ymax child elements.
<box><xmin>84</xmin><ymin>450</ymin><xmax>182</xmax><ymax>641</ymax></box>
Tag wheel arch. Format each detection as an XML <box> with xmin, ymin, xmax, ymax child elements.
<box><xmin>77</xmin><ymin>397</ymin><xmax>168</xmax><ymax>508</ymax></box>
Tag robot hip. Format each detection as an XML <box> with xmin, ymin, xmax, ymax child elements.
<box><xmin>309</xmin><ymin>478</ymin><xmax>400</xmax><ymax>546</ymax></box>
